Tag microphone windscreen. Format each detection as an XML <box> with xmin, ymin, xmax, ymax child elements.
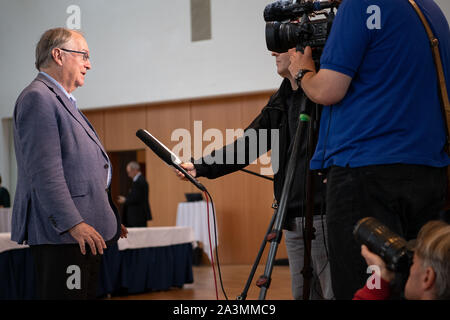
<box><xmin>263</xmin><ymin>0</ymin><xmax>291</xmax><ymax>22</ymax></box>
<box><xmin>136</xmin><ymin>129</ymin><xmax>207</xmax><ymax>192</ymax></box>
<box><xmin>136</xmin><ymin>129</ymin><xmax>175</xmax><ymax>166</ymax></box>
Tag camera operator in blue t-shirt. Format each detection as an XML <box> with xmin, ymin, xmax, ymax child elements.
<box><xmin>289</xmin><ymin>0</ymin><xmax>450</xmax><ymax>299</ymax></box>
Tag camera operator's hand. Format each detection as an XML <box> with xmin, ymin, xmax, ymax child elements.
<box><xmin>174</xmin><ymin>162</ymin><xmax>197</xmax><ymax>181</ymax></box>
<box><xmin>361</xmin><ymin>245</ymin><xmax>395</xmax><ymax>283</ymax></box>
<box><xmin>288</xmin><ymin>46</ymin><xmax>316</xmax><ymax>79</ymax></box>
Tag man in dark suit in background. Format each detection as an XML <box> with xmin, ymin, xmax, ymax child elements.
<box><xmin>0</xmin><ymin>175</ymin><xmax>11</xmax><ymax>208</ymax></box>
<box><xmin>118</xmin><ymin>161</ymin><xmax>152</xmax><ymax>227</ymax></box>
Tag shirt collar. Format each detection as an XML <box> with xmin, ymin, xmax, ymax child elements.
<box><xmin>133</xmin><ymin>172</ymin><xmax>141</xmax><ymax>182</ymax></box>
<box><xmin>39</xmin><ymin>71</ymin><xmax>77</xmax><ymax>107</ymax></box>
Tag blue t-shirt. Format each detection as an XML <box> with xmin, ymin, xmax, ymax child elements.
<box><xmin>310</xmin><ymin>0</ymin><xmax>450</xmax><ymax>169</ymax></box>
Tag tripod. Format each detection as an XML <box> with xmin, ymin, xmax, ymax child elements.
<box><xmin>236</xmin><ymin>93</ymin><xmax>320</xmax><ymax>300</ymax></box>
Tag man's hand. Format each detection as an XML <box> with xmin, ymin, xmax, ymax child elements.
<box><xmin>288</xmin><ymin>46</ymin><xmax>316</xmax><ymax>79</ymax></box>
<box><xmin>117</xmin><ymin>195</ymin><xmax>126</xmax><ymax>204</ymax></box>
<box><xmin>361</xmin><ymin>245</ymin><xmax>395</xmax><ymax>283</ymax></box>
<box><xmin>120</xmin><ymin>224</ymin><xmax>128</xmax><ymax>238</ymax></box>
<box><xmin>69</xmin><ymin>222</ymin><xmax>107</xmax><ymax>255</ymax></box>
<box><xmin>174</xmin><ymin>162</ymin><xmax>197</xmax><ymax>180</ymax></box>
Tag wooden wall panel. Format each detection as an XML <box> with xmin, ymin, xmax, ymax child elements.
<box><xmin>190</xmin><ymin>96</ymin><xmax>248</xmax><ymax>264</ymax></box>
<box><xmin>240</xmin><ymin>92</ymin><xmax>288</xmax><ymax>261</ymax></box>
<box><xmin>83</xmin><ymin>110</ymin><xmax>105</xmax><ymax>144</ymax></box>
<box><xmin>136</xmin><ymin>150</ymin><xmax>146</xmax><ymax>163</ymax></box>
<box><xmin>145</xmin><ymin>102</ymin><xmax>194</xmax><ymax>227</ymax></box>
<box><xmin>85</xmin><ymin>90</ymin><xmax>293</xmax><ymax>265</ymax></box>
<box><xmin>104</xmin><ymin>107</ymin><xmax>147</xmax><ymax>151</ymax></box>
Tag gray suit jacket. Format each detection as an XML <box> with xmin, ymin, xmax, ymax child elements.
<box><xmin>12</xmin><ymin>73</ymin><xmax>120</xmax><ymax>245</ymax></box>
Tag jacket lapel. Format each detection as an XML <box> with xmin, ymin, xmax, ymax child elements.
<box><xmin>35</xmin><ymin>74</ymin><xmax>109</xmax><ymax>161</ymax></box>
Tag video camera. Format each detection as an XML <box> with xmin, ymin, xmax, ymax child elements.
<box><xmin>264</xmin><ymin>0</ymin><xmax>341</xmax><ymax>58</ymax></box>
<box><xmin>353</xmin><ymin>217</ymin><xmax>414</xmax><ymax>274</ymax></box>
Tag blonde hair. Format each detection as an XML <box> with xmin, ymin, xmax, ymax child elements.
<box><xmin>415</xmin><ymin>220</ymin><xmax>450</xmax><ymax>299</ymax></box>
<box><xmin>35</xmin><ymin>28</ymin><xmax>83</xmax><ymax>70</ymax></box>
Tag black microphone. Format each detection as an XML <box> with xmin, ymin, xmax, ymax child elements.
<box><xmin>264</xmin><ymin>1</ymin><xmax>335</xmax><ymax>22</ymax></box>
<box><xmin>136</xmin><ymin>129</ymin><xmax>206</xmax><ymax>192</ymax></box>
<box><xmin>264</xmin><ymin>0</ymin><xmax>297</xmax><ymax>22</ymax></box>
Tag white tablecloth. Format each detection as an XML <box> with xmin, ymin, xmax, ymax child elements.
<box><xmin>176</xmin><ymin>201</ymin><xmax>218</xmax><ymax>262</ymax></box>
<box><xmin>0</xmin><ymin>226</ymin><xmax>195</xmax><ymax>254</ymax></box>
<box><xmin>0</xmin><ymin>233</ymin><xmax>28</xmax><ymax>253</ymax></box>
<box><xmin>117</xmin><ymin>226</ymin><xmax>194</xmax><ymax>250</ymax></box>
<box><xmin>0</xmin><ymin>208</ymin><xmax>12</xmax><ymax>233</ymax></box>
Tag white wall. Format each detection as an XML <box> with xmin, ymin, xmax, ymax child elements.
<box><xmin>0</xmin><ymin>0</ymin><xmax>278</xmax><ymax>120</ymax></box>
<box><xmin>437</xmin><ymin>0</ymin><xmax>450</xmax><ymax>21</ymax></box>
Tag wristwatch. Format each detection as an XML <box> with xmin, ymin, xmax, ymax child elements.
<box><xmin>294</xmin><ymin>69</ymin><xmax>313</xmax><ymax>86</ymax></box>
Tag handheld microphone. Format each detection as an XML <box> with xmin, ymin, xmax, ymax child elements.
<box><xmin>136</xmin><ymin>129</ymin><xmax>206</xmax><ymax>192</ymax></box>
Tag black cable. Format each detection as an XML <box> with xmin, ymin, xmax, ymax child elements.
<box><xmin>205</xmin><ymin>189</ymin><xmax>229</xmax><ymax>300</ymax></box>
<box><xmin>239</xmin><ymin>168</ymin><xmax>274</xmax><ymax>181</ymax></box>
<box><xmin>301</xmin><ymin>109</ymin><xmax>309</xmax><ymax>245</ymax></box>
<box><xmin>320</xmin><ymin>194</ymin><xmax>329</xmax><ymax>260</ymax></box>
<box><xmin>317</xmin><ymin>106</ymin><xmax>335</xmax><ymax>299</ymax></box>
<box><xmin>318</xmin><ymin>105</ymin><xmax>332</xmax><ymax>271</ymax></box>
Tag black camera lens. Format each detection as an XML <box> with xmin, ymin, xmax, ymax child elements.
<box><xmin>353</xmin><ymin>217</ymin><xmax>413</xmax><ymax>272</ymax></box>
<box><xmin>265</xmin><ymin>22</ymin><xmax>300</xmax><ymax>53</ymax></box>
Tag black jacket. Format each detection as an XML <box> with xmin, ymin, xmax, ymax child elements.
<box><xmin>194</xmin><ymin>79</ymin><xmax>325</xmax><ymax>223</ymax></box>
<box><xmin>123</xmin><ymin>174</ymin><xmax>152</xmax><ymax>227</ymax></box>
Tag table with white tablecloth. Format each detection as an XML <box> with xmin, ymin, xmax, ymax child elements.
<box><xmin>0</xmin><ymin>226</ymin><xmax>195</xmax><ymax>299</ymax></box>
<box><xmin>0</xmin><ymin>208</ymin><xmax>12</xmax><ymax>233</ymax></box>
<box><xmin>176</xmin><ymin>201</ymin><xmax>218</xmax><ymax>262</ymax></box>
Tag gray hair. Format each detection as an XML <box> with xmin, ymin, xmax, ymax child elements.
<box><xmin>415</xmin><ymin>220</ymin><xmax>450</xmax><ymax>300</ymax></box>
<box><xmin>35</xmin><ymin>28</ymin><xmax>83</xmax><ymax>70</ymax></box>
<box><xmin>127</xmin><ymin>161</ymin><xmax>141</xmax><ymax>171</ymax></box>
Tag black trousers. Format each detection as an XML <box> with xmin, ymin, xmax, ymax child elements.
<box><xmin>326</xmin><ymin>164</ymin><xmax>446</xmax><ymax>300</ymax></box>
<box><xmin>30</xmin><ymin>244</ymin><xmax>101</xmax><ymax>300</ymax></box>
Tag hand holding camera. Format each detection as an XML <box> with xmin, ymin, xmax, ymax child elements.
<box><xmin>360</xmin><ymin>244</ymin><xmax>395</xmax><ymax>283</ymax></box>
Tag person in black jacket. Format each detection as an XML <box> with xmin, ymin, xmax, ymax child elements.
<box><xmin>176</xmin><ymin>52</ymin><xmax>333</xmax><ymax>299</ymax></box>
<box><xmin>0</xmin><ymin>175</ymin><xmax>11</xmax><ymax>208</ymax></box>
<box><xmin>118</xmin><ymin>161</ymin><xmax>152</xmax><ymax>227</ymax></box>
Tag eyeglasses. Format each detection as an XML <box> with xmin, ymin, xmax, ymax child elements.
<box><xmin>59</xmin><ymin>48</ymin><xmax>90</xmax><ymax>61</ymax></box>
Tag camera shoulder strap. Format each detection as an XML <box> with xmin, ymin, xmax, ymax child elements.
<box><xmin>408</xmin><ymin>0</ymin><xmax>450</xmax><ymax>154</ymax></box>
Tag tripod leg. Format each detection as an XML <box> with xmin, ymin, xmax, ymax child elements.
<box><xmin>258</xmin><ymin>230</ymin><xmax>283</xmax><ymax>300</ymax></box>
<box><xmin>236</xmin><ymin>207</ymin><xmax>278</xmax><ymax>300</ymax></box>
<box><xmin>257</xmin><ymin>93</ymin><xmax>310</xmax><ymax>300</ymax></box>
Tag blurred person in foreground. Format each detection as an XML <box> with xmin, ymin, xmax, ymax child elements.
<box><xmin>354</xmin><ymin>220</ymin><xmax>450</xmax><ymax>300</ymax></box>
